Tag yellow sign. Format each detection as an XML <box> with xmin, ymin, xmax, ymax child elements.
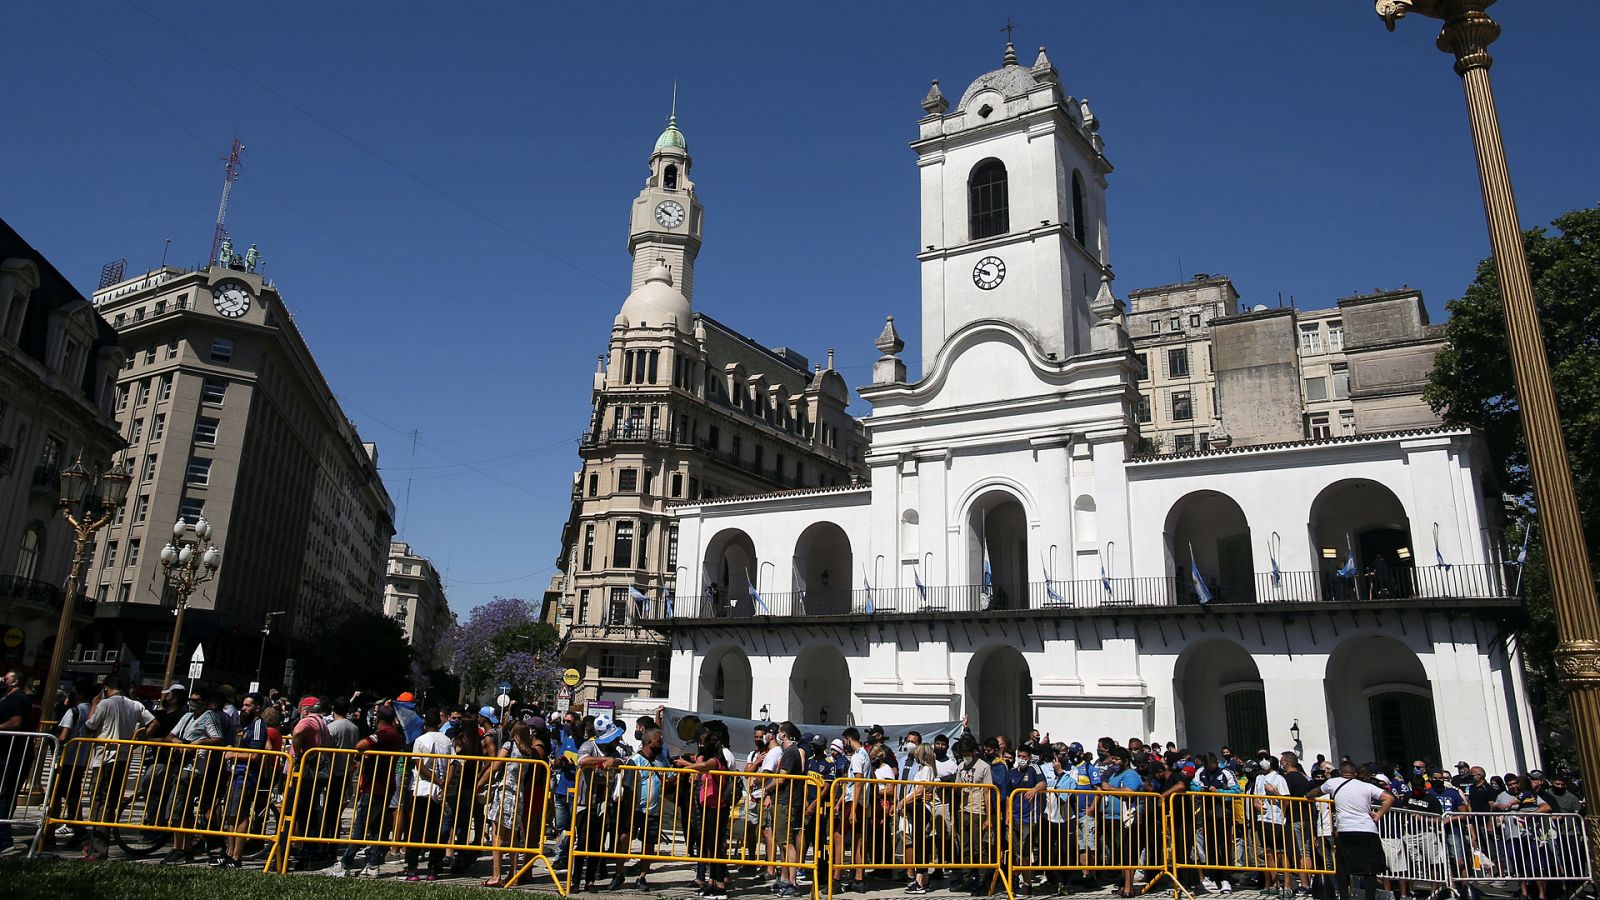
<box><xmin>2</xmin><ymin>627</ymin><xmax>21</xmax><ymax>649</ymax></box>
<box><xmin>562</xmin><ymin>668</ymin><xmax>581</xmax><ymax>687</ymax></box>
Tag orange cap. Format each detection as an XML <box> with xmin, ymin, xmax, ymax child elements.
<box><xmin>396</xmin><ymin>691</ymin><xmax>415</xmax><ymax>702</ymax></box>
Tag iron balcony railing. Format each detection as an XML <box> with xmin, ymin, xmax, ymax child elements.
<box><xmin>633</xmin><ymin>562</ymin><xmax>1514</xmax><ymax>623</ymax></box>
<box><xmin>0</xmin><ymin>573</ymin><xmax>102</xmax><ymax>613</ymax></box>
<box><xmin>564</xmin><ymin>622</ymin><xmax>669</xmax><ymax>644</ymax></box>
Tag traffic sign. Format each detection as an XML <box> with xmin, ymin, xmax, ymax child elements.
<box><xmin>248</xmin><ymin>681</ymin><xmax>260</xmax><ymax>694</ymax></box>
<box><xmin>187</xmin><ymin>661</ymin><xmax>203</xmax><ymax>680</ymax></box>
<box><xmin>496</xmin><ymin>692</ymin><xmax>511</xmax><ymax>709</ymax></box>
<box><xmin>3</xmin><ymin>627</ymin><xmax>23</xmax><ymax>649</ymax></box>
<box><xmin>190</xmin><ymin>644</ymin><xmax>205</xmax><ymax>663</ymax></box>
<box><xmin>562</xmin><ymin>668</ymin><xmax>581</xmax><ymax>687</ymax></box>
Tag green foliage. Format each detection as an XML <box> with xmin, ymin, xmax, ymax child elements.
<box><xmin>0</xmin><ymin>858</ymin><xmax>560</xmax><ymax>898</ymax></box>
<box><xmin>1424</xmin><ymin>205</ymin><xmax>1600</xmax><ymax>764</ymax></box>
<box><xmin>299</xmin><ymin>606</ymin><xmax>414</xmax><ymax>698</ymax></box>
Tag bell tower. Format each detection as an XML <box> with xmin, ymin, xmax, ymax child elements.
<box><xmin>629</xmin><ymin>104</ymin><xmax>704</xmax><ymax>301</ymax></box>
<box><xmin>912</xmin><ymin>41</ymin><xmax>1112</xmax><ymax>372</ymax></box>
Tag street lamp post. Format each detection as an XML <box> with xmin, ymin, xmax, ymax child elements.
<box><xmin>159</xmin><ymin>517</ymin><xmax>222</xmax><ymax>689</ymax></box>
<box><xmin>1379</xmin><ymin>0</ymin><xmax>1600</xmax><ymax>855</ymax></box>
<box><xmin>254</xmin><ymin>610</ymin><xmax>285</xmax><ymax>692</ymax></box>
<box><xmin>38</xmin><ymin>457</ymin><xmax>132</xmax><ymax>729</ymax></box>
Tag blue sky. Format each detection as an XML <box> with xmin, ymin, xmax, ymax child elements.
<box><xmin>5</xmin><ymin>2</ymin><xmax>1597</xmax><ymax>617</ymax></box>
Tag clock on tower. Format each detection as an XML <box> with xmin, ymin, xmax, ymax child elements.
<box><xmin>628</xmin><ymin>112</ymin><xmax>703</xmax><ymax>302</ymax></box>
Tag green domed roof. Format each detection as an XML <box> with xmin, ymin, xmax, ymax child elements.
<box><xmin>655</xmin><ymin>114</ymin><xmax>687</xmax><ymax>151</ymax></box>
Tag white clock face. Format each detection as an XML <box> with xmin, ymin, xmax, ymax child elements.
<box><xmin>211</xmin><ymin>281</ymin><xmax>252</xmax><ymax>318</ymax></box>
<box><xmin>654</xmin><ymin>200</ymin><xmax>686</xmax><ymax>229</ymax></box>
<box><xmin>973</xmin><ymin>256</ymin><xmax>1006</xmax><ymax>290</ymax></box>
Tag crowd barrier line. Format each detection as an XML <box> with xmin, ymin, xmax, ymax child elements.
<box><xmin>40</xmin><ymin>736</ymin><xmax>293</xmax><ymax>867</ymax></box>
<box><xmin>277</xmin><ymin>747</ymin><xmax>556</xmax><ymax>890</ymax></box>
<box><xmin>1008</xmin><ymin>787</ymin><xmax>1173</xmax><ymax>888</ymax></box>
<box><xmin>1400</xmin><ymin>809</ymin><xmax>1591</xmax><ymax>886</ymax></box>
<box><xmin>1</xmin><ymin>730</ymin><xmax>60</xmax><ymax>856</ymax></box>
<box><xmin>562</xmin><ymin>764</ymin><xmax>824</xmax><ymax>898</ymax></box>
<box><xmin>826</xmin><ymin>776</ymin><xmax>1011</xmax><ymax>900</ymax></box>
<box><xmin>1169</xmin><ymin>792</ymin><xmax>1336</xmax><ymax>881</ymax></box>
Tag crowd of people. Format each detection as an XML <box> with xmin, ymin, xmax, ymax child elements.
<box><xmin>0</xmin><ymin>667</ymin><xmax>1591</xmax><ymax>900</ymax></box>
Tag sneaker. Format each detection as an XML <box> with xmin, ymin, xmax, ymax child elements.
<box><xmin>55</xmin><ymin>825</ymin><xmax>76</xmax><ymax>838</ymax></box>
<box><xmin>405</xmin><ymin>873</ymin><xmax>422</xmax><ymax>883</ymax></box>
<box><xmin>319</xmin><ymin>862</ymin><xmax>351</xmax><ymax>877</ymax></box>
<box><xmin>636</xmin><ymin>876</ymin><xmax>653</xmax><ymax>892</ymax></box>
<box><xmin>1220</xmin><ymin>881</ymin><xmax>1234</xmax><ymax>895</ymax></box>
<box><xmin>772</xmin><ymin>878</ymin><xmax>788</xmax><ymax>893</ymax></box>
<box><xmin>1203</xmin><ymin>881</ymin><xmax>1219</xmax><ymax>892</ymax></box>
<box><xmin>778</xmin><ymin>884</ymin><xmax>802</xmax><ymax>898</ymax></box>
<box><xmin>361</xmin><ymin>865</ymin><xmax>383</xmax><ymax>878</ymax></box>
<box><xmin>159</xmin><ymin>849</ymin><xmax>192</xmax><ymax>865</ymax></box>
<box><xmin>424</xmin><ymin>873</ymin><xmax>438</xmax><ymax>882</ymax></box>
<box><xmin>707</xmin><ymin>890</ymin><xmax>730</xmax><ymax>900</ymax></box>
<box><xmin>909</xmin><ymin>885</ymin><xmax>930</xmax><ymax>896</ymax></box>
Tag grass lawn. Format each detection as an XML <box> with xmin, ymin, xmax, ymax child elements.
<box><xmin>0</xmin><ymin>857</ymin><xmax>563</xmax><ymax>899</ymax></box>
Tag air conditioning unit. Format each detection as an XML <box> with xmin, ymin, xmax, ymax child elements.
<box><xmin>82</xmin><ymin>650</ymin><xmax>100</xmax><ymax>663</ymax></box>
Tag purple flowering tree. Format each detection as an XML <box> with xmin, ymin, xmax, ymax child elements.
<box><xmin>440</xmin><ymin>596</ymin><xmax>561</xmax><ymax>702</ymax></box>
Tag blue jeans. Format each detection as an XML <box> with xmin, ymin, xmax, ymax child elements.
<box><xmin>341</xmin><ymin>793</ymin><xmax>385</xmax><ymax>870</ymax></box>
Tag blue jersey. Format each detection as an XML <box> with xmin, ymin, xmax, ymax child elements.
<box><xmin>1007</xmin><ymin>763</ymin><xmax>1045</xmax><ymax>824</ymax></box>
<box><xmin>1069</xmin><ymin>761</ymin><xmax>1103</xmax><ymax>813</ymax></box>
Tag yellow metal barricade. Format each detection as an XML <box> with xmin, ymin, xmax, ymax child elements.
<box><xmin>826</xmin><ymin>776</ymin><xmax>1009</xmax><ymax>900</ymax></box>
<box><xmin>1171</xmin><ymin>792</ymin><xmax>1334</xmax><ymax>889</ymax></box>
<box><xmin>280</xmin><ymin>747</ymin><xmax>556</xmax><ymax>889</ymax></box>
<box><xmin>3</xmin><ymin>730</ymin><xmax>60</xmax><ymax>856</ymax></box>
<box><xmin>561</xmin><ymin>764</ymin><xmax>824</xmax><ymax>897</ymax></box>
<box><xmin>44</xmin><ymin>737</ymin><xmax>291</xmax><ymax>867</ymax></box>
<box><xmin>1008</xmin><ymin>787</ymin><xmax>1171</xmax><ymax>891</ymax></box>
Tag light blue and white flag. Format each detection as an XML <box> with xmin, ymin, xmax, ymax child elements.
<box><xmin>1433</xmin><ymin>523</ymin><xmax>1452</xmax><ymax>571</ymax></box>
<box><xmin>1336</xmin><ymin>543</ymin><xmax>1358</xmax><ymax>579</ymax></box>
<box><xmin>1514</xmin><ymin>526</ymin><xmax>1531</xmax><ymax>566</ymax></box>
<box><xmin>1100</xmin><ymin>558</ymin><xmax>1113</xmax><ymax>596</ymax></box>
<box><xmin>913</xmin><ymin>564</ymin><xmax>928</xmax><ymax>606</ymax></box>
<box><xmin>1043</xmin><ymin>556</ymin><xmax>1065</xmax><ymax>605</ymax></box>
<box><xmin>628</xmin><ymin>585</ymin><xmax>650</xmax><ymax>616</ymax></box>
<box><xmin>663</xmin><ymin>588</ymin><xmax>675</xmax><ymax>619</ymax></box>
<box><xmin>1268</xmin><ymin>532</ymin><xmax>1282</xmax><ymax>588</ymax></box>
<box><xmin>1188</xmin><ymin>543</ymin><xmax>1213</xmax><ymax>605</ymax></box>
<box><xmin>745</xmin><ymin>566</ymin><xmax>768</xmax><ymax>614</ymax></box>
<box><xmin>981</xmin><ymin>540</ymin><xmax>995</xmax><ymax>608</ymax></box>
<box><xmin>863</xmin><ymin>571</ymin><xmax>875</xmax><ymax>616</ymax></box>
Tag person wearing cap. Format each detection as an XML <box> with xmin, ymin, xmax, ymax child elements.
<box><xmin>572</xmin><ymin>713</ymin><xmax>627</xmax><ymax>892</ymax></box>
<box><xmin>401</xmin><ymin>708</ymin><xmax>455</xmax><ymax>882</ymax></box>
<box><xmin>1067</xmin><ymin>742</ymin><xmax>1103</xmax><ymax>882</ymax></box>
<box><xmin>803</xmin><ymin>733</ymin><xmax>836</xmax><ymax>883</ymax></box>
<box><xmin>1451</xmin><ymin>761</ymin><xmax>1474</xmax><ymax>790</ymax></box>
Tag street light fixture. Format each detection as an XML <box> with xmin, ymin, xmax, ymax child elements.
<box><xmin>1378</xmin><ymin>0</ymin><xmax>1600</xmax><ymax>861</ymax></box>
<box><xmin>159</xmin><ymin>515</ymin><xmax>222</xmax><ymax>689</ymax></box>
<box><xmin>38</xmin><ymin>456</ymin><xmax>132</xmax><ymax>728</ymax></box>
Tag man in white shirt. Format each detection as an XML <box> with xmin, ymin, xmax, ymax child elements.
<box><xmin>404</xmin><ymin>712</ymin><xmax>455</xmax><ymax>880</ymax></box>
<box><xmin>82</xmin><ymin>675</ymin><xmax>154</xmax><ymax>859</ymax></box>
<box><xmin>743</xmin><ymin>727</ymin><xmax>782</xmax><ymax>878</ymax></box>
<box><xmin>1305</xmin><ymin>762</ymin><xmax>1394</xmax><ymax>900</ymax></box>
<box><xmin>834</xmin><ymin>728</ymin><xmax>873</xmax><ymax>892</ymax></box>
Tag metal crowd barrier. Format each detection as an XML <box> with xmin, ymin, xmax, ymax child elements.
<box><xmin>279</xmin><ymin>748</ymin><xmax>555</xmax><ymax>889</ymax></box>
<box><xmin>826</xmin><ymin>776</ymin><xmax>1008</xmax><ymax>900</ymax></box>
<box><xmin>1009</xmin><ymin>787</ymin><xmax>1169</xmax><ymax>887</ymax></box>
<box><xmin>1381</xmin><ymin>810</ymin><xmax>1592</xmax><ymax>887</ymax></box>
<box><xmin>1375</xmin><ymin>806</ymin><xmax>1453</xmax><ymax>889</ymax></box>
<box><xmin>1171</xmin><ymin>792</ymin><xmax>1335</xmax><ymax>887</ymax></box>
<box><xmin>1</xmin><ymin>731</ymin><xmax>60</xmax><ymax>855</ymax></box>
<box><xmin>563</xmin><ymin>764</ymin><xmax>823</xmax><ymax>897</ymax></box>
<box><xmin>42</xmin><ymin>737</ymin><xmax>291</xmax><ymax>867</ymax></box>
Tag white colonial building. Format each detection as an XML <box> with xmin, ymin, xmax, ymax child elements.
<box><xmin>634</xmin><ymin>40</ymin><xmax>1537</xmax><ymax>773</ymax></box>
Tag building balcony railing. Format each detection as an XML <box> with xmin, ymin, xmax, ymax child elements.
<box><xmin>634</xmin><ymin>562</ymin><xmax>1514</xmax><ymax>624</ymax></box>
<box><xmin>564</xmin><ymin>622</ymin><xmax>670</xmax><ymax>645</ymax></box>
<box><xmin>0</xmin><ymin>573</ymin><xmax>101</xmax><ymax>615</ymax></box>
<box><xmin>580</xmin><ymin>425</ymin><xmax>690</xmax><ymax>449</ymax></box>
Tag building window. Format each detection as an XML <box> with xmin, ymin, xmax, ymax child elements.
<box><xmin>1134</xmin><ymin>353</ymin><xmax>1149</xmax><ymax>381</ymax></box>
<box><xmin>576</xmin><ymin>588</ymin><xmax>590</xmax><ymax>624</ymax></box>
<box><xmin>1189</xmin><ymin>313</ymin><xmax>1201</xmax><ymax>328</ymax></box>
<box><xmin>731</xmin><ymin>434</ymin><xmax>742</xmax><ymax>459</ymax></box>
<box><xmin>142</xmin><ymin>454</ymin><xmax>157</xmax><ymax>481</ymax></box>
<box><xmin>117</xmin><ymin>584</ymin><xmax>131</xmax><ymax>603</ymax></box>
<box><xmin>210</xmin><ymin>339</ymin><xmax>233</xmax><ymax>363</ymax></box>
<box><xmin>1136</xmin><ymin>394</ymin><xmax>1152</xmax><ymax>423</ymax></box>
<box><xmin>126</xmin><ymin>538</ymin><xmax>141</xmax><ymax>567</ymax></box>
<box><xmin>1332</xmin><ymin>363</ymin><xmax>1350</xmax><ymax>399</ymax></box>
<box><xmin>104</xmin><ymin>540</ymin><xmax>118</xmax><ymax>569</ymax></box>
<box><xmin>1172</xmin><ymin>391</ymin><xmax>1193</xmax><ymax>421</ymax></box>
<box><xmin>1149</xmin><ymin>318</ymin><xmax>1160</xmax><ymax>334</ymax></box>
<box><xmin>186</xmin><ymin>457</ymin><xmax>212</xmax><ymax>486</ymax></box>
<box><xmin>16</xmin><ymin>526</ymin><xmax>43</xmax><ymax>581</ymax></box>
<box><xmin>133</xmin><ymin>494</ymin><xmax>149</xmax><ymax>524</ymax></box>
<box><xmin>136</xmin><ymin>381</ymin><xmax>150</xmax><ymax>406</ymax></box>
<box><xmin>152</xmin><ymin>413</ymin><xmax>166</xmax><ymax>441</ymax></box>
<box><xmin>613</xmin><ymin>520</ymin><xmax>635</xmax><ymax>569</ymax></box>
<box><xmin>144</xmin><ymin>344</ymin><xmax>156</xmax><ymax>364</ymax></box>
<box><xmin>159</xmin><ymin>374</ymin><xmax>173</xmax><ymax>402</ymax></box>
<box><xmin>1167</xmin><ymin>348</ymin><xmax>1189</xmax><ymax>377</ymax></box>
<box><xmin>1169</xmin><ymin>316</ymin><xmax>1180</xmax><ymax>332</ymax></box>
<box><xmin>178</xmin><ymin>497</ymin><xmax>204</xmax><ymax>520</ymax></box>
<box><xmin>671</xmin><ymin>472</ymin><xmax>683</xmax><ymax>497</ymax></box>
<box><xmin>1305</xmin><ymin>376</ymin><xmax>1328</xmax><ymax>402</ymax></box>
<box><xmin>582</xmin><ymin>524</ymin><xmax>595</xmax><ymax>570</ymax></box>
<box><xmin>617</xmin><ymin>468</ymin><xmax>638</xmax><ymax>493</ymax></box>
<box><xmin>1299</xmin><ymin>323</ymin><xmax>1322</xmax><ymax>355</ymax></box>
<box><xmin>608</xmin><ymin>588</ymin><xmax>629</xmax><ymax>626</ymax></box>
<box><xmin>587</xmin><ymin>473</ymin><xmax>598</xmax><ymax>497</ymax></box>
<box><xmin>1340</xmin><ymin>410</ymin><xmax>1356</xmax><ymax>435</ymax></box>
<box><xmin>130</xmin><ymin>418</ymin><xmax>144</xmax><ymax>444</ymax></box>
<box><xmin>1328</xmin><ymin>320</ymin><xmax>1344</xmax><ymax>352</ymax></box>
<box><xmin>201</xmin><ymin>378</ymin><xmax>226</xmax><ymax>403</ymax></box>
<box><xmin>1308</xmin><ymin>412</ymin><xmax>1333</xmax><ymax>440</ymax></box>
<box><xmin>1071</xmin><ymin>170</ymin><xmax>1087</xmax><ymax>245</ymax></box>
<box><xmin>166</xmin><ymin>338</ymin><xmax>179</xmax><ymax>359</ymax></box>
<box><xmin>194</xmin><ymin>417</ymin><xmax>219</xmax><ymax>445</ymax></box>
<box><xmin>1174</xmin><ymin>434</ymin><xmax>1195</xmax><ymax>453</ymax></box>
<box><xmin>600</xmin><ymin>648</ymin><xmax>640</xmax><ymax>679</ymax></box>
<box><xmin>116</xmin><ymin>385</ymin><xmax>129</xmax><ymax>411</ymax></box>
<box><xmin>667</xmin><ymin>523</ymin><xmax>679</xmax><ymax>569</ymax></box>
<box><xmin>968</xmin><ymin>159</ymin><xmax>1009</xmax><ymax>240</ymax></box>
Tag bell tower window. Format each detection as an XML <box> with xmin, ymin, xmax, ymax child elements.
<box><xmin>1071</xmin><ymin>170</ymin><xmax>1087</xmax><ymax>246</ymax></box>
<box><xmin>664</xmin><ymin>164</ymin><xmax>678</xmax><ymax>190</ymax></box>
<box><xmin>968</xmin><ymin>159</ymin><xmax>1009</xmax><ymax>240</ymax></box>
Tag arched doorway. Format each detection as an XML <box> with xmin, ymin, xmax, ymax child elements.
<box><xmin>1310</xmin><ymin>480</ymin><xmax>1415</xmax><ymax>600</ymax></box>
<box><xmin>703</xmin><ymin>529</ymin><xmax>759</xmax><ymax>617</ymax></box>
<box><xmin>1175</xmin><ymin>640</ymin><xmax>1267</xmax><ymax>754</ymax></box>
<box><xmin>1166</xmin><ymin>490</ymin><xmax>1255</xmax><ymax>604</ymax></box>
<box><xmin>794</xmin><ymin>522</ymin><xmax>853</xmax><ymax>616</ymax></box>
<box><xmin>698</xmin><ymin>646</ymin><xmax>752</xmax><ymax>718</ymax></box>
<box><xmin>967</xmin><ymin>489</ymin><xmax>1029</xmax><ymax>610</ymax></box>
<box><xmin>1325</xmin><ymin>635</ymin><xmax>1440</xmax><ymax>766</ymax></box>
<box><xmin>965</xmin><ymin>645</ymin><xmax>1033</xmax><ymax>742</ymax></box>
<box><xmin>789</xmin><ymin>643</ymin><xmax>851</xmax><ymax>724</ymax></box>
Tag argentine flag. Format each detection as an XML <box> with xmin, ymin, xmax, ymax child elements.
<box><xmin>1336</xmin><ymin>552</ymin><xmax>1358</xmax><ymax>578</ymax></box>
<box><xmin>981</xmin><ymin>543</ymin><xmax>995</xmax><ymax>608</ymax></box>
<box><xmin>1044</xmin><ymin>562</ymin><xmax>1065</xmax><ymax>606</ymax></box>
<box><xmin>1270</xmin><ymin>556</ymin><xmax>1282</xmax><ymax>589</ymax></box>
<box><xmin>663</xmin><ymin>588</ymin><xmax>675</xmax><ymax>618</ymax></box>
<box><xmin>628</xmin><ymin>585</ymin><xmax>650</xmax><ymax>616</ymax></box>
<box><xmin>745</xmin><ymin>567</ymin><xmax>768</xmax><ymax>614</ymax></box>
<box><xmin>1189</xmin><ymin>549</ymin><xmax>1213</xmax><ymax>605</ymax></box>
<box><xmin>914</xmin><ymin>565</ymin><xmax>928</xmax><ymax>606</ymax></box>
<box><xmin>1100</xmin><ymin>559</ymin><xmax>1112</xmax><ymax>596</ymax></box>
<box><xmin>863</xmin><ymin>572</ymin><xmax>875</xmax><ymax>615</ymax></box>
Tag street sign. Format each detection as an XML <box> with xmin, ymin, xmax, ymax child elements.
<box><xmin>3</xmin><ymin>627</ymin><xmax>23</xmax><ymax>649</ymax></box>
<box><xmin>248</xmin><ymin>681</ymin><xmax>260</xmax><ymax>694</ymax></box>
<box><xmin>190</xmin><ymin>644</ymin><xmax>205</xmax><ymax>663</ymax></box>
<box><xmin>555</xmin><ymin>685</ymin><xmax>572</xmax><ymax>714</ymax></box>
<box><xmin>499</xmin><ymin>682</ymin><xmax>511</xmax><ymax>695</ymax></box>
<box><xmin>496</xmin><ymin>692</ymin><xmax>511</xmax><ymax>709</ymax></box>
<box><xmin>562</xmin><ymin>668</ymin><xmax>581</xmax><ymax>687</ymax></box>
<box><xmin>187</xmin><ymin>661</ymin><xmax>203</xmax><ymax>680</ymax></box>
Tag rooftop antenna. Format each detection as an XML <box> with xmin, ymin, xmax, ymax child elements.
<box><xmin>96</xmin><ymin>259</ymin><xmax>127</xmax><ymax>290</ymax></box>
<box><xmin>209</xmin><ymin>136</ymin><xmax>245</xmax><ymax>266</ymax></box>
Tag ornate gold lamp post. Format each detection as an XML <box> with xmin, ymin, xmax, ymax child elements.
<box><xmin>158</xmin><ymin>517</ymin><xmax>221</xmax><ymax>689</ymax></box>
<box><xmin>1379</xmin><ymin>0</ymin><xmax>1600</xmax><ymax>854</ymax></box>
<box><xmin>38</xmin><ymin>457</ymin><xmax>132</xmax><ymax>729</ymax></box>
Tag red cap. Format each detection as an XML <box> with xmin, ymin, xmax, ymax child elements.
<box><xmin>298</xmin><ymin>696</ymin><xmax>320</xmax><ymax>708</ymax></box>
<box><xmin>396</xmin><ymin>691</ymin><xmax>415</xmax><ymax>702</ymax></box>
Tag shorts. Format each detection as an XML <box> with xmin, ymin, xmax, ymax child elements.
<box><xmin>1335</xmin><ymin>831</ymin><xmax>1386</xmax><ymax>875</ymax></box>
<box><xmin>771</xmin><ymin>794</ymin><xmax>802</xmax><ymax>837</ymax></box>
<box><xmin>225</xmin><ymin>772</ymin><xmax>259</xmax><ymax>821</ymax></box>
<box><xmin>1076</xmin><ymin>812</ymin><xmax>1098</xmax><ymax>851</ymax></box>
<box><xmin>1256</xmin><ymin>820</ymin><xmax>1289</xmax><ymax>853</ymax></box>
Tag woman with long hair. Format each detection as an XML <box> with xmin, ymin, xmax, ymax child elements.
<box><xmin>678</xmin><ymin>729</ymin><xmax>733</xmax><ymax>900</ymax></box>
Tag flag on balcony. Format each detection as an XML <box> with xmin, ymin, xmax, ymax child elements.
<box><xmin>1270</xmin><ymin>556</ymin><xmax>1282</xmax><ymax>589</ymax></box>
<box><xmin>1100</xmin><ymin>552</ymin><xmax>1113</xmax><ymax>596</ymax></box>
<box><xmin>1336</xmin><ymin>542</ymin><xmax>1358</xmax><ymax>579</ymax></box>
<box><xmin>1044</xmin><ymin>561</ymin><xmax>1065</xmax><ymax>606</ymax></box>
<box><xmin>1188</xmin><ymin>543</ymin><xmax>1213</xmax><ymax>605</ymax></box>
<box><xmin>1433</xmin><ymin>523</ymin><xmax>1452</xmax><ymax>571</ymax></box>
<box><xmin>629</xmin><ymin>585</ymin><xmax>649</xmax><ymax>616</ymax></box>
<box><xmin>863</xmin><ymin>571</ymin><xmax>875</xmax><ymax>615</ymax></box>
<box><xmin>913</xmin><ymin>564</ymin><xmax>928</xmax><ymax>606</ymax></box>
<box><xmin>981</xmin><ymin>541</ymin><xmax>994</xmax><ymax>609</ymax></box>
<box><xmin>1269</xmin><ymin>532</ymin><xmax>1282</xmax><ymax>588</ymax></box>
<box><xmin>663</xmin><ymin>588</ymin><xmax>675</xmax><ymax>618</ymax></box>
<box><xmin>745</xmin><ymin>567</ymin><xmax>768</xmax><ymax>614</ymax></box>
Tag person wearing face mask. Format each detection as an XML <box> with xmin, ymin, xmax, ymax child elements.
<box><xmin>1190</xmin><ymin>752</ymin><xmax>1242</xmax><ymax>895</ymax></box>
<box><xmin>933</xmin><ymin>733</ymin><xmax>959</xmax><ymax>781</ymax></box>
<box><xmin>216</xmin><ymin>692</ymin><xmax>270</xmax><ymax>869</ymax></box>
<box><xmin>159</xmin><ymin>687</ymin><xmax>227</xmax><ymax>865</ymax></box>
<box><xmin>951</xmin><ymin>738</ymin><xmax>993</xmax><ymax>896</ymax></box>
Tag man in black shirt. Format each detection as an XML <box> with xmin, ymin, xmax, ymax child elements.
<box><xmin>1464</xmin><ymin>766</ymin><xmax>1498</xmax><ymax>813</ymax></box>
<box><xmin>768</xmin><ymin>722</ymin><xmax>808</xmax><ymax>897</ymax></box>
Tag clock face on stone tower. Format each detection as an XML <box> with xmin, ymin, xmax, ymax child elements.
<box><xmin>654</xmin><ymin>200</ymin><xmax>685</xmax><ymax>229</ymax></box>
<box><xmin>973</xmin><ymin>256</ymin><xmax>1006</xmax><ymax>291</ymax></box>
<box><xmin>211</xmin><ymin>280</ymin><xmax>252</xmax><ymax>317</ymax></box>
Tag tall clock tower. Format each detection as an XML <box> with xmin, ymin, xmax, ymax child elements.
<box><xmin>628</xmin><ymin>114</ymin><xmax>704</xmax><ymax>301</ymax></box>
<box><xmin>912</xmin><ymin>42</ymin><xmax>1112</xmax><ymax>372</ymax></box>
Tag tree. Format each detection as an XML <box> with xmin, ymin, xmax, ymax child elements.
<box><xmin>1424</xmin><ymin>205</ymin><xmax>1600</xmax><ymax>763</ymax></box>
<box><xmin>440</xmin><ymin>596</ymin><xmax>562</xmax><ymax>704</ymax></box>
<box><xmin>301</xmin><ymin>606</ymin><xmax>414</xmax><ymax>698</ymax></box>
